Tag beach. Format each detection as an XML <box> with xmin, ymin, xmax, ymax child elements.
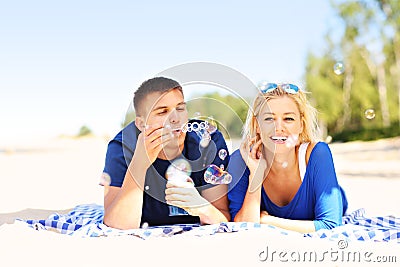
<box><xmin>0</xmin><ymin>136</ymin><xmax>399</xmax><ymax>266</ymax></box>
<box><xmin>1</xmin><ymin>135</ymin><xmax>399</xmax><ymax>220</ymax></box>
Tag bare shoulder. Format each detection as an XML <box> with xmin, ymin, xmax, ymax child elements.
<box><xmin>305</xmin><ymin>142</ymin><xmax>318</xmax><ymax>165</ymax></box>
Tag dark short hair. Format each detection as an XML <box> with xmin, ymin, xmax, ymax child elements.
<box><xmin>133</xmin><ymin>77</ymin><xmax>183</xmax><ymax>116</ymax></box>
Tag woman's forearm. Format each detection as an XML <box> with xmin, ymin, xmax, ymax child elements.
<box><xmin>233</xmin><ymin>188</ymin><xmax>262</xmax><ymax>223</ymax></box>
<box><xmin>260</xmin><ymin>212</ymin><xmax>316</xmax><ymax>233</ymax></box>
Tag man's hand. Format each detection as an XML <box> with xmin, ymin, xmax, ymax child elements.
<box><xmin>133</xmin><ymin>124</ymin><xmax>173</xmax><ymax>169</ymax></box>
<box><xmin>165</xmin><ymin>179</ymin><xmax>208</xmax><ymax>217</ymax></box>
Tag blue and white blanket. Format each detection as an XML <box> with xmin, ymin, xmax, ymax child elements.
<box><xmin>19</xmin><ymin>204</ymin><xmax>400</xmax><ymax>242</ymax></box>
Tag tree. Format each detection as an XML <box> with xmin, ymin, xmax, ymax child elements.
<box><xmin>305</xmin><ymin>0</ymin><xmax>400</xmax><ymax>141</ymax></box>
<box><xmin>376</xmin><ymin>0</ymin><xmax>400</xmax><ymax>126</ymax></box>
<box><xmin>187</xmin><ymin>92</ymin><xmax>248</xmax><ymax>139</ymax></box>
<box><xmin>77</xmin><ymin>125</ymin><xmax>92</xmax><ymax>137</ymax></box>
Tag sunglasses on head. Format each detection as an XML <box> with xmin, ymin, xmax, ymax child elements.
<box><xmin>259</xmin><ymin>83</ymin><xmax>299</xmax><ymax>94</ymax></box>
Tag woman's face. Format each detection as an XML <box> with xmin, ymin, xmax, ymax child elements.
<box><xmin>257</xmin><ymin>96</ymin><xmax>303</xmax><ymax>153</ymax></box>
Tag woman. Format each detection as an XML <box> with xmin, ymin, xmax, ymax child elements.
<box><xmin>227</xmin><ymin>83</ymin><xmax>347</xmax><ymax>233</ymax></box>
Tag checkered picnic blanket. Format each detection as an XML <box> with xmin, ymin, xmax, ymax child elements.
<box><xmin>20</xmin><ymin>204</ymin><xmax>286</xmax><ymax>239</ymax></box>
<box><xmin>19</xmin><ymin>204</ymin><xmax>400</xmax><ymax>242</ymax></box>
<box><xmin>305</xmin><ymin>208</ymin><xmax>400</xmax><ymax>242</ymax></box>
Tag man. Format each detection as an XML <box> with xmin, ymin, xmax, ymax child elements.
<box><xmin>102</xmin><ymin>77</ymin><xmax>230</xmax><ymax>229</ymax></box>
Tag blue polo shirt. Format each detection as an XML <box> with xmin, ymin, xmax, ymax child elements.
<box><xmin>103</xmin><ymin>120</ymin><xmax>229</xmax><ymax>226</ymax></box>
<box><xmin>227</xmin><ymin>142</ymin><xmax>348</xmax><ymax>231</ymax></box>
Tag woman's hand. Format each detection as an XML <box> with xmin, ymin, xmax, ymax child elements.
<box><xmin>239</xmin><ymin>137</ymin><xmax>268</xmax><ymax>192</ymax></box>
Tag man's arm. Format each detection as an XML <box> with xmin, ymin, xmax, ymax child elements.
<box><xmin>103</xmin><ymin>125</ymin><xmax>172</xmax><ymax>229</ymax></box>
<box><xmin>103</xmin><ymin>160</ymin><xmax>147</xmax><ymax>230</ymax></box>
<box><xmin>198</xmin><ymin>184</ymin><xmax>231</xmax><ymax>224</ymax></box>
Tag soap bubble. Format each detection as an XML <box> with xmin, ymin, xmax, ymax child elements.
<box><xmin>162</xmin><ymin>124</ymin><xmax>174</xmax><ymax>138</ymax></box>
<box><xmin>166</xmin><ymin>158</ymin><xmax>192</xmax><ymax>178</ymax></box>
<box><xmin>207</xmin><ymin>116</ymin><xmax>218</xmax><ymax>134</ymax></box>
<box><xmin>193</xmin><ymin>111</ymin><xmax>201</xmax><ymax>118</ymax></box>
<box><xmin>182</xmin><ymin>117</ymin><xmax>217</xmax><ymax>134</ymax></box>
<box><xmin>141</xmin><ymin>222</ymin><xmax>149</xmax><ymax>229</ymax></box>
<box><xmin>166</xmin><ymin>159</ymin><xmax>193</xmax><ymax>217</ymax></box>
<box><xmin>285</xmin><ymin>134</ymin><xmax>298</xmax><ymax>148</ymax></box>
<box><xmin>99</xmin><ymin>172</ymin><xmax>111</xmax><ymax>186</ymax></box>
<box><xmin>199</xmin><ymin>121</ymin><xmax>207</xmax><ymax>130</ymax></box>
<box><xmin>166</xmin><ymin>159</ymin><xmax>194</xmax><ymax>189</ymax></box>
<box><xmin>218</xmin><ymin>149</ymin><xmax>228</xmax><ymax>160</ymax></box>
<box><xmin>99</xmin><ymin>172</ymin><xmax>111</xmax><ymax>195</ymax></box>
<box><xmin>182</xmin><ymin>123</ymin><xmax>192</xmax><ymax>133</ymax></box>
<box><xmin>333</xmin><ymin>61</ymin><xmax>345</xmax><ymax>75</ymax></box>
<box><xmin>199</xmin><ymin>131</ymin><xmax>211</xmax><ymax>148</ymax></box>
<box><xmin>181</xmin><ymin>118</ymin><xmax>217</xmax><ymax>148</ymax></box>
<box><xmin>364</xmin><ymin>109</ymin><xmax>376</xmax><ymax>120</ymax></box>
<box><xmin>191</xmin><ymin>122</ymin><xmax>200</xmax><ymax>132</ymax></box>
<box><xmin>204</xmin><ymin>164</ymin><xmax>232</xmax><ymax>184</ymax></box>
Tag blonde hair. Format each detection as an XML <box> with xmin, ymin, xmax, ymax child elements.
<box><xmin>242</xmin><ymin>86</ymin><xmax>320</xmax><ymax>143</ymax></box>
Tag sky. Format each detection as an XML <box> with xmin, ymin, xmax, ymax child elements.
<box><xmin>0</xmin><ymin>0</ymin><xmax>336</xmax><ymax>145</ymax></box>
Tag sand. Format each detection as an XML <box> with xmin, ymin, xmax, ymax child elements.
<box><xmin>0</xmin><ymin>136</ymin><xmax>107</xmax><ymax>221</ymax></box>
<box><xmin>329</xmin><ymin>137</ymin><xmax>400</xmax><ymax>216</ymax></box>
<box><xmin>0</xmin><ymin>136</ymin><xmax>399</xmax><ymax>267</ymax></box>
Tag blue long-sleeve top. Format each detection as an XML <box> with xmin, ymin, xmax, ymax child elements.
<box><xmin>227</xmin><ymin>142</ymin><xmax>348</xmax><ymax>231</ymax></box>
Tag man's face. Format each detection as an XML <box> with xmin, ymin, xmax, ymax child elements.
<box><xmin>136</xmin><ymin>89</ymin><xmax>188</xmax><ymax>150</ymax></box>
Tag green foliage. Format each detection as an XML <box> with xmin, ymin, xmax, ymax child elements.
<box><xmin>187</xmin><ymin>92</ymin><xmax>249</xmax><ymax>139</ymax></box>
<box><xmin>332</xmin><ymin>121</ymin><xmax>400</xmax><ymax>142</ymax></box>
<box><xmin>77</xmin><ymin>125</ymin><xmax>92</xmax><ymax>137</ymax></box>
<box><xmin>305</xmin><ymin>54</ymin><xmax>344</xmax><ymax>130</ymax></box>
<box><xmin>305</xmin><ymin>0</ymin><xmax>400</xmax><ymax>141</ymax></box>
